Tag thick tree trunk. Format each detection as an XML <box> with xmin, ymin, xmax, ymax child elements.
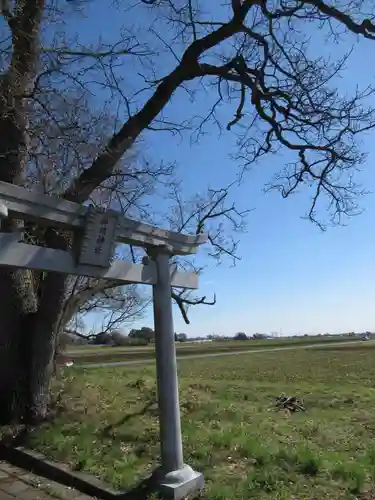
<box><xmin>0</xmin><ymin>266</ymin><xmax>67</xmax><ymax>424</ymax></box>
<box><xmin>0</xmin><ymin>97</ymin><xmax>38</xmax><ymax>425</ymax></box>
<box><xmin>0</xmin><ymin>0</ymin><xmax>51</xmax><ymax>424</ymax></box>
<box><xmin>28</xmin><ymin>273</ymin><xmax>67</xmax><ymax>422</ymax></box>
<box><xmin>0</xmin><ymin>265</ymin><xmax>38</xmax><ymax>423</ymax></box>
<box><xmin>27</xmin><ymin>228</ymin><xmax>70</xmax><ymax>422</ymax></box>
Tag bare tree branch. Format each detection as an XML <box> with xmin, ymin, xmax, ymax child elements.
<box><xmin>172</xmin><ymin>290</ymin><xmax>216</xmax><ymax>324</ymax></box>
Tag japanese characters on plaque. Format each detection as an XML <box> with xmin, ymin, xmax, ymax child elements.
<box><xmin>78</xmin><ymin>207</ymin><xmax>118</xmax><ymax>268</ymax></box>
<box><xmin>94</xmin><ymin>215</ymin><xmax>109</xmax><ymax>255</ymax></box>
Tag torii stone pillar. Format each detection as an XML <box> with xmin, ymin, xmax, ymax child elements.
<box><xmin>151</xmin><ymin>246</ymin><xmax>204</xmax><ymax>499</ymax></box>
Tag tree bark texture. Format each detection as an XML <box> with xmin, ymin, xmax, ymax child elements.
<box><xmin>0</xmin><ymin>0</ymin><xmax>59</xmax><ymax>424</ymax></box>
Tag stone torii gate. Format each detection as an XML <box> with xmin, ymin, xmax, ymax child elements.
<box><xmin>0</xmin><ymin>181</ymin><xmax>206</xmax><ymax>499</ymax></box>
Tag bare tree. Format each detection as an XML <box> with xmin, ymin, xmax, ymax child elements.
<box><xmin>24</xmin><ymin>89</ymin><xmax>170</xmax><ymax>380</ymax></box>
<box><xmin>1</xmin><ymin>0</ymin><xmax>375</xmax><ymax>424</ymax></box>
<box><xmin>166</xmin><ymin>181</ymin><xmax>249</xmax><ymax>323</ymax></box>
<box><xmin>59</xmin><ymin>279</ymin><xmax>149</xmax><ymax>335</ymax></box>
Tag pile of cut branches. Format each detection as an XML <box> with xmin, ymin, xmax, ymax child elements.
<box><xmin>274</xmin><ymin>393</ymin><xmax>306</xmax><ymax>414</ymax></box>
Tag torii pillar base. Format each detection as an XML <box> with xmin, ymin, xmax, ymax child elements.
<box><xmin>155</xmin><ymin>464</ymin><xmax>204</xmax><ymax>500</ymax></box>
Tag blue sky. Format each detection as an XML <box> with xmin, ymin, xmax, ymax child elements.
<box><xmin>143</xmin><ymin>129</ymin><xmax>375</xmax><ymax>337</ymax></box>
<box><xmin>68</xmin><ymin>1</ymin><xmax>375</xmax><ymax>337</ymax></box>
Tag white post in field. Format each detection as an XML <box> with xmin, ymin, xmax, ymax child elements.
<box><xmin>151</xmin><ymin>246</ymin><xmax>204</xmax><ymax>499</ymax></box>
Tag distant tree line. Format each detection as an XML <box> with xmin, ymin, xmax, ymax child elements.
<box><xmin>233</xmin><ymin>332</ymin><xmax>272</xmax><ymax>341</ymax></box>
<box><xmin>60</xmin><ymin>328</ymin><xmax>369</xmax><ymax>352</ymax></box>
<box><xmin>59</xmin><ymin>327</ymin><xmax>191</xmax><ymax>349</ymax></box>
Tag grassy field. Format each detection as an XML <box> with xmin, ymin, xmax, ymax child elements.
<box><xmin>66</xmin><ymin>335</ymin><xmax>359</xmax><ymax>364</ymax></box>
<box><xmin>23</xmin><ymin>342</ymin><xmax>375</xmax><ymax>499</ymax></box>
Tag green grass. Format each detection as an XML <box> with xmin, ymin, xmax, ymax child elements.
<box><xmin>24</xmin><ymin>343</ymin><xmax>375</xmax><ymax>499</ymax></box>
<box><xmin>67</xmin><ymin>335</ymin><xmax>360</xmax><ymax>364</ymax></box>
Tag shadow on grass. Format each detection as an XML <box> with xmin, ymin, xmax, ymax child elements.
<box><xmin>101</xmin><ymin>400</ymin><xmax>158</xmax><ymax>438</ymax></box>
<box><xmin>0</xmin><ymin>427</ymin><xmax>161</xmax><ymax>499</ymax></box>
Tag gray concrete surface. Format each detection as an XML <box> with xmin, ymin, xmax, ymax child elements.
<box><xmin>0</xmin><ymin>461</ymin><xmax>95</xmax><ymax>500</ymax></box>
